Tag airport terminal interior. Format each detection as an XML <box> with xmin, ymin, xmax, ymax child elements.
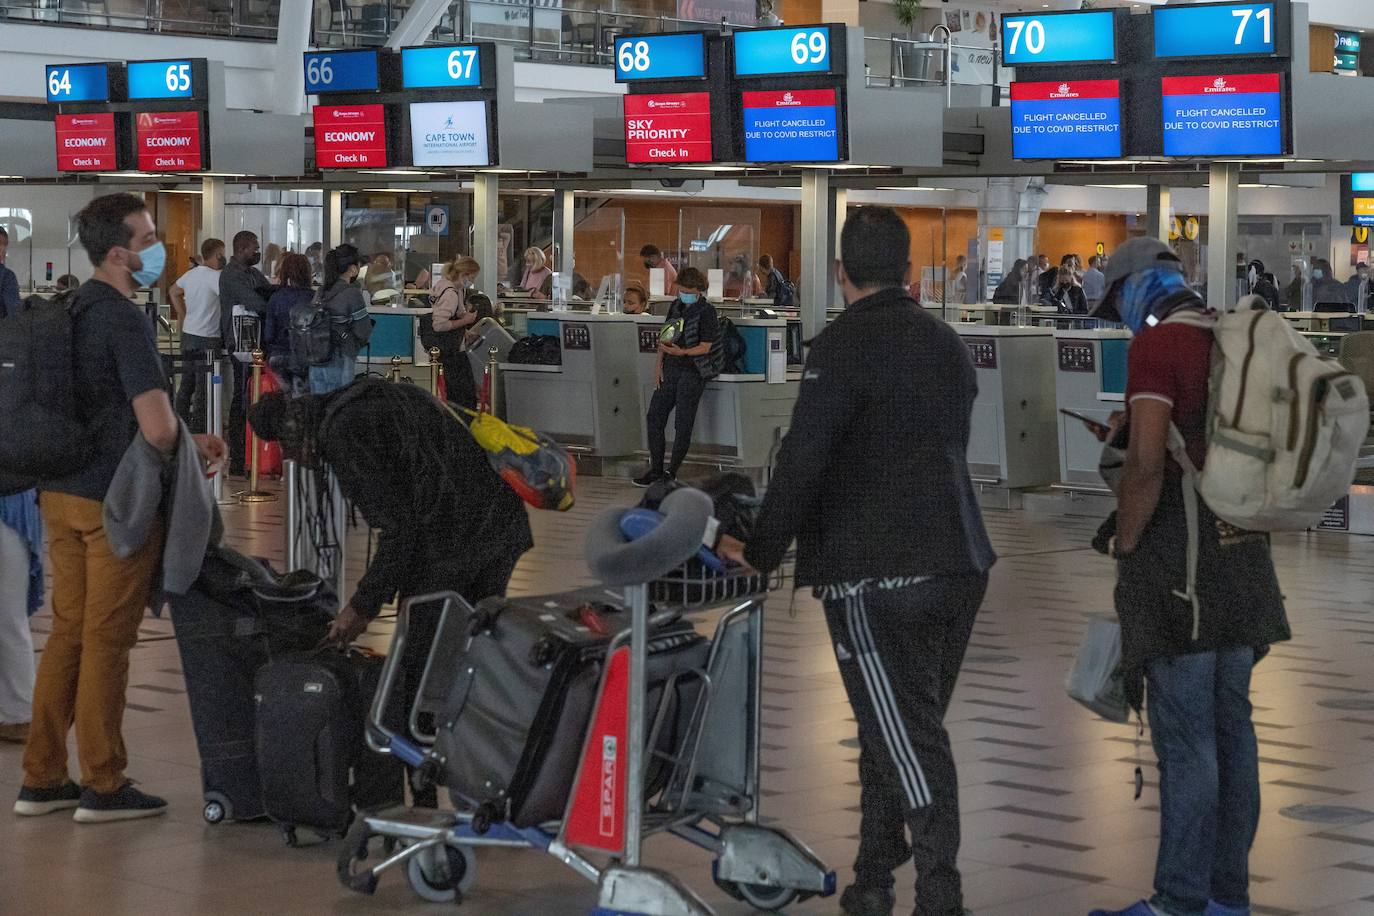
<box><xmin>4</xmin><ymin>0</ymin><xmax>1374</xmax><ymax>914</ymax></box>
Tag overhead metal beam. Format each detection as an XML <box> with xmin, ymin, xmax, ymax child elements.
<box><xmin>271</xmin><ymin>0</ymin><xmax>313</xmax><ymax>116</ymax></box>
<box><xmin>386</xmin><ymin>0</ymin><xmax>450</xmax><ymax>49</ymax></box>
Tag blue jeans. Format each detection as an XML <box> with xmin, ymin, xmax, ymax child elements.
<box><xmin>1146</xmin><ymin>648</ymin><xmax>1260</xmax><ymax>916</ymax></box>
<box><xmin>309</xmin><ymin>354</ymin><xmax>356</xmax><ymax>394</ymax></box>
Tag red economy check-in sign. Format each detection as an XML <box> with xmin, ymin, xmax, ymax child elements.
<box><xmin>623</xmin><ymin>92</ymin><xmax>713</xmax><ymax>164</ymax></box>
<box><xmin>55</xmin><ymin>112</ymin><xmax>117</xmax><ymax>171</ymax></box>
<box><xmin>313</xmin><ymin>104</ymin><xmax>388</xmax><ymax>169</ymax></box>
<box><xmin>136</xmin><ymin>111</ymin><xmax>203</xmax><ymax>172</ymax></box>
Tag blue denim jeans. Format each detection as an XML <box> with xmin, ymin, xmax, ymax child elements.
<box><xmin>1146</xmin><ymin>648</ymin><xmax>1260</xmax><ymax>916</ymax></box>
<box><xmin>309</xmin><ymin>353</ymin><xmax>357</xmax><ymax>395</ymax></box>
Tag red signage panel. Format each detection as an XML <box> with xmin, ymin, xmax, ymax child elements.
<box><xmin>55</xmin><ymin>113</ymin><xmax>118</xmax><ymax>172</ymax></box>
<box><xmin>313</xmin><ymin>104</ymin><xmax>388</xmax><ymax>169</ymax></box>
<box><xmin>136</xmin><ymin>111</ymin><xmax>204</xmax><ymax>172</ymax></box>
<box><xmin>623</xmin><ymin>92</ymin><xmax>713</xmax><ymax>165</ymax></box>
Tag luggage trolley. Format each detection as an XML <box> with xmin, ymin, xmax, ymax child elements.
<box><xmin>339</xmin><ymin>488</ymin><xmax>835</xmax><ymax>913</ymax></box>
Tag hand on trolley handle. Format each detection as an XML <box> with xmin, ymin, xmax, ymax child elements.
<box><xmin>715</xmin><ymin>534</ymin><xmax>757</xmax><ymax>575</ymax></box>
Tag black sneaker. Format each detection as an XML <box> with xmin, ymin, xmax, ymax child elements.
<box><xmin>632</xmin><ymin>469</ymin><xmax>666</xmax><ymax>488</ymax></box>
<box><xmin>14</xmin><ymin>781</ymin><xmax>82</xmax><ymax>817</ymax></box>
<box><xmin>73</xmin><ymin>781</ymin><xmax>168</xmax><ymax>823</ymax></box>
<box><xmin>840</xmin><ymin>883</ymin><xmax>896</xmax><ymax>916</ymax></box>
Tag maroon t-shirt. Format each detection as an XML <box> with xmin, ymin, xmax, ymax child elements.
<box><xmin>1126</xmin><ymin>321</ymin><xmax>1214</xmax><ymax>470</ymax></box>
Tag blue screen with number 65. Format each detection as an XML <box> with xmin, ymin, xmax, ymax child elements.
<box><xmin>733</xmin><ymin>27</ymin><xmax>835</xmax><ymax>77</ymax></box>
<box><xmin>128</xmin><ymin>60</ymin><xmax>197</xmax><ymax>99</ymax></box>
<box><xmin>614</xmin><ymin>33</ymin><xmax>706</xmax><ymax>82</ymax></box>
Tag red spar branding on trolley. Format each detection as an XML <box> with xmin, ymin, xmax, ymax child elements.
<box><xmin>55</xmin><ymin>112</ymin><xmax>117</xmax><ymax>171</ymax></box>
<box><xmin>623</xmin><ymin>92</ymin><xmax>712</xmax><ymax>165</ymax></box>
<box><xmin>136</xmin><ymin>111</ymin><xmax>203</xmax><ymax>172</ymax></box>
<box><xmin>313</xmin><ymin>104</ymin><xmax>388</xmax><ymax>169</ymax></box>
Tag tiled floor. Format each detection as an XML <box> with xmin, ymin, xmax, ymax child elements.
<box><xmin>3</xmin><ymin>479</ymin><xmax>1374</xmax><ymax>915</ymax></box>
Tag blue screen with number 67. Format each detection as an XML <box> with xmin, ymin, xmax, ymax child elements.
<box><xmin>733</xmin><ymin>27</ymin><xmax>834</xmax><ymax>77</ymax></box>
<box><xmin>614</xmin><ymin>33</ymin><xmax>706</xmax><ymax>82</ymax></box>
<box><xmin>401</xmin><ymin>46</ymin><xmax>483</xmax><ymax>89</ymax></box>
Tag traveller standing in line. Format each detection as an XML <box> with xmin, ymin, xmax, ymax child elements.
<box><xmin>262</xmin><ymin>253</ymin><xmax>315</xmax><ymax>396</ymax></box>
<box><xmin>0</xmin><ymin>489</ymin><xmax>42</xmax><ymax>744</ymax></box>
<box><xmin>1037</xmin><ymin>253</ymin><xmax>1057</xmax><ymax>298</ymax></box>
<box><xmin>1285</xmin><ymin>262</ymin><xmax>1305</xmax><ymax>311</ymax></box>
<box><xmin>1311</xmin><ymin>257</ymin><xmax>1351</xmax><ymax>307</ymax></box>
<box><xmin>720</xmin><ymin>207</ymin><xmax>995</xmax><ymax>916</ymax></box>
<box><xmin>1044</xmin><ymin>265</ymin><xmax>1088</xmax><ymax>314</ymax></box>
<box><xmin>310</xmin><ymin>244</ymin><xmax>372</xmax><ymax>395</ymax></box>
<box><xmin>15</xmin><ymin>193</ymin><xmax>227</xmax><ymax>822</ymax></box>
<box><xmin>1248</xmin><ymin>260</ymin><xmax>1281</xmax><ymax>312</ymax></box>
<box><xmin>1345</xmin><ymin>262</ymin><xmax>1369</xmax><ymax>314</ymax></box>
<box><xmin>51</xmin><ymin>274</ymin><xmax>81</xmax><ymax>305</ymax></box>
<box><xmin>640</xmin><ymin>243</ymin><xmax>678</xmax><ymax>297</ymax></box>
<box><xmin>1084</xmin><ymin>238</ymin><xmax>1289</xmax><ymax>916</ymax></box>
<box><xmin>633</xmin><ymin>266</ymin><xmax>719</xmax><ymax>487</ymax></box>
<box><xmin>219</xmin><ymin>231</ymin><xmax>274</xmax><ymax>476</ymax></box>
<box><xmin>169</xmin><ymin>237</ymin><xmax>225</xmax><ymax>431</ymax></box>
<box><xmin>0</xmin><ymin>227</ymin><xmax>21</xmax><ymax>317</ymax></box>
<box><xmin>758</xmin><ymin>254</ymin><xmax>795</xmax><ymax>308</ymax></box>
<box><xmin>1083</xmin><ymin>254</ymin><xmax>1107</xmax><ymax>309</ymax></box>
<box><xmin>430</xmin><ymin>255</ymin><xmax>482</xmax><ymax>410</ymax></box>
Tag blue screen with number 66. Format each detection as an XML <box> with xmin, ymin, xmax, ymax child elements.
<box><xmin>614</xmin><ymin>34</ymin><xmax>706</xmax><ymax>81</ymax></box>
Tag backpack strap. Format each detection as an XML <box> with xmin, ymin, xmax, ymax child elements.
<box><xmin>1165</xmin><ymin>424</ymin><xmax>1203</xmax><ymax>641</ymax></box>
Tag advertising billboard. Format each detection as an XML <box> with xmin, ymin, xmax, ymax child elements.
<box><xmin>623</xmin><ymin>92</ymin><xmax>712</xmax><ymax>164</ymax></box>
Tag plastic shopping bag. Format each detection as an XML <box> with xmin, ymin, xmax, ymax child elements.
<box><xmin>1065</xmin><ymin>615</ymin><xmax>1130</xmax><ymax>723</ymax></box>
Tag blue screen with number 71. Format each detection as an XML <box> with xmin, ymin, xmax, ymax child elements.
<box><xmin>1154</xmin><ymin>2</ymin><xmax>1277</xmax><ymax>58</ymax></box>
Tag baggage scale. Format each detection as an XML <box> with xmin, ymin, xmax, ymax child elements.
<box><xmin>338</xmin><ymin>488</ymin><xmax>835</xmax><ymax>913</ymax></box>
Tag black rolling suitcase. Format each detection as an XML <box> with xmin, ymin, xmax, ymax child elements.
<box><xmin>167</xmin><ymin>547</ymin><xmax>334</xmax><ymax>825</ymax></box>
<box><xmin>428</xmin><ymin>591</ymin><xmax>710</xmax><ymax>828</ymax></box>
<box><xmin>253</xmin><ymin>649</ymin><xmax>406</xmax><ymax>845</ymax></box>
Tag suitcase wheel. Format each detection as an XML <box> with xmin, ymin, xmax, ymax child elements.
<box><xmin>713</xmin><ymin>874</ymin><xmax>798</xmax><ymax>912</ymax></box>
<box><xmin>203</xmin><ymin>794</ymin><xmax>231</xmax><ymax>825</ymax></box>
<box><xmin>405</xmin><ymin>842</ymin><xmax>476</xmax><ymax>904</ymax></box>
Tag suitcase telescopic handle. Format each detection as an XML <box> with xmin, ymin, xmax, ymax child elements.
<box><xmin>365</xmin><ymin>593</ymin><xmax>456</xmax><ymax>766</ymax></box>
<box><xmin>585</xmin><ymin>487</ymin><xmax>714</xmax><ymax>586</ymax></box>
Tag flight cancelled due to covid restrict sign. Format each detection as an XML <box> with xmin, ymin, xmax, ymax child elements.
<box><xmin>741</xmin><ymin>88</ymin><xmax>841</xmax><ymax>163</ymax></box>
<box><xmin>1010</xmin><ymin>80</ymin><xmax>1121</xmax><ymax>159</ymax></box>
<box><xmin>1161</xmin><ymin>73</ymin><xmax>1284</xmax><ymax>157</ymax></box>
<box><xmin>623</xmin><ymin>92</ymin><xmax>712</xmax><ymax>164</ymax></box>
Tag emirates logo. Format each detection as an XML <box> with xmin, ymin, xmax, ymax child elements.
<box><xmin>1214</xmin><ymin>77</ymin><xmax>1228</xmax><ymax>89</ymax></box>
<box><xmin>1049</xmin><ymin>82</ymin><xmax>1079</xmax><ymax>99</ymax></box>
<box><xmin>774</xmin><ymin>91</ymin><xmax>803</xmax><ymax>106</ymax></box>
<box><xmin>1059</xmin><ymin>83</ymin><xmax>1070</xmax><ymax>95</ymax></box>
<box><xmin>1203</xmin><ymin>77</ymin><xmax>1236</xmax><ymax>93</ymax></box>
<box><xmin>783</xmin><ymin>92</ymin><xmax>794</xmax><ymax>102</ymax></box>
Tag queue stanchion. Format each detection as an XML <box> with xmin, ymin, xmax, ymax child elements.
<box><xmin>208</xmin><ymin>350</ymin><xmax>235</xmax><ymax>506</ymax></box>
<box><xmin>485</xmin><ymin>345</ymin><xmax>500</xmax><ymax>417</ymax></box>
<box><xmin>387</xmin><ymin>354</ymin><xmax>403</xmax><ymax>383</ymax></box>
<box><xmin>428</xmin><ymin>347</ymin><xmax>441</xmax><ymax>396</ymax></box>
<box><xmin>236</xmin><ymin>350</ymin><xmax>277</xmax><ymax>505</ymax></box>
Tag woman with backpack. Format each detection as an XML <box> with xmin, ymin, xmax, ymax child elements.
<box><xmin>428</xmin><ymin>256</ymin><xmax>481</xmax><ymax>409</ymax></box>
<box><xmin>309</xmin><ymin>244</ymin><xmax>372</xmax><ymax>395</ymax></box>
<box><xmin>263</xmin><ymin>253</ymin><xmax>314</xmax><ymax>396</ymax></box>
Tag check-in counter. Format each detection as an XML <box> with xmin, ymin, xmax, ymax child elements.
<box><xmin>954</xmin><ymin>326</ymin><xmax>1059</xmax><ymax>489</ymax></box>
<box><xmin>364</xmin><ymin>306</ymin><xmax>433</xmax><ymax>366</ymax></box>
<box><xmin>500</xmin><ymin>313</ymin><xmax>641</xmax><ymax>456</ymax></box>
<box><xmin>1054</xmin><ymin>328</ymin><xmax>1132</xmax><ymax>489</ymax></box>
<box><xmin>630</xmin><ymin>313</ymin><xmax>797</xmax><ymax>471</ymax></box>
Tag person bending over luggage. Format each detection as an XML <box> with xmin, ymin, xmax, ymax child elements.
<box><xmin>634</xmin><ymin>267</ymin><xmax>721</xmax><ymax>487</ymax></box>
<box><xmin>248</xmin><ymin>380</ymin><xmax>533</xmax><ymax>795</ymax></box>
<box><xmin>719</xmin><ymin>206</ymin><xmax>995</xmax><ymax>916</ymax></box>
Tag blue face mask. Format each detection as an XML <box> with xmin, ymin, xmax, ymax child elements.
<box><xmin>1115</xmin><ymin>267</ymin><xmax>1192</xmax><ymax>333</ymax></box>
<box><xmin>131</xmin><ymin>240</ymin><xmax>166</xmax><ymax>287</ymax></box>
<box><xmin>1312</xmin><ymin>269</ymin><xmax>1324</xmax><ymax>280</ymax></box>
<box><xmin>679</xmin><ymin>292</ymin><xmax>700</xmax><ymax>305</ymax></box>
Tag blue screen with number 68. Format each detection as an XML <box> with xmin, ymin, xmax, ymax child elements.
<box><xmin>614</xmin><ymin>33</ymin><xmax>706</xmax><ymax>82</ymax></box>
<box><xmin>733</xmin><ymin>27</ymin><xmax>834</xmax><ymax>77</ymax></box>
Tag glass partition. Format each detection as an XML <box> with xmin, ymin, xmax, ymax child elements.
<box><xmin>677</xmin><ymin>207</ymin><xmax>761</xmax><ymax>301</ymax></box>
<box><xmin>572</xmin><ymin>204</ymin><xmax>625</xmax><ymax>301</ymax></box>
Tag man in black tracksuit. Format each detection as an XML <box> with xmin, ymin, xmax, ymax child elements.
<box><xmin>721</xmin><ymin>207</ymin><xmax>996</xmax><ymax>916</ymax></box>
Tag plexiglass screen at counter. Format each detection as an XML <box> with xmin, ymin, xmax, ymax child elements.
<box><xmin>677</xmin><ymin>208</ymin><xmax>761</xmax><ymax>301</ymax></box>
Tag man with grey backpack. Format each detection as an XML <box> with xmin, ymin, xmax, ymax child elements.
<box><xmin>1080</xmin><ymin>238</ymin><xmax>1297</xmax><ymax>916</ymax></box>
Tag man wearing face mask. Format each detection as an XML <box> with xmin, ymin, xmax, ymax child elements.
<box><xmin>1345</xmin><ymin>262</ymin><xmax>1370</xmax><ymax>314</ymax></box>
<box><xmin>169</xmin><ymin>237</ymin><xmax>225</xmax><ymax>430</ymax></box>
<box><xmin>1083</xmin><ymin>237</ymin><xmax>1288</xmax><ymax>916</ymax></box>
<box><xmin>219</xmin><ymin>231</ymin><xmax>275</xmax><ymax>476</ymax></box>
<box><xmin>15</xmin><ymin>193</ymin><xmax>228</xmax><ymax>823</ymax></box>
<box><xmin>309</xmin><ymin>243</ymin><xmax>373</xmax><ymax>395</ymax></box>
<box><xmin>640</xmin><ymin>243</ymin><xmax>678</xmax><ymax>297</ymax></box>
<box><xmin>1310</xmin><ymin>258</ymin><xmax>1351</xmax><ymax>309</ymax></box>
<box><xmin>1247</xmin><ymin>260</ymin><xmax>1280</xmax><ymax>312</ymax></box>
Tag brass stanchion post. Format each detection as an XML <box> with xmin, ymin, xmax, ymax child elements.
<box><xmin>387</xmin><ymin>354</ymin><xmax>402</xmax><ymax>383</ymax></box>
<box><xmin>429</xmin><ymin>346</ymin><xmax>441</xmax><ymax>396</ymax></box>
<box><xmin>237</xmin><ymin>350</ymin><xmax>277</xmax><ymax>504</ymax></box>
<box><xmin>486</xmin><ymin>345</ymin><xmax>500</xmax><ymax>417</ymax></box>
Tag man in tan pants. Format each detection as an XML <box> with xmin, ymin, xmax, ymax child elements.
<box><xmin>14</xmin><ymin>193</ymin><xmax>225</xmax><ymax>823</ymax></box>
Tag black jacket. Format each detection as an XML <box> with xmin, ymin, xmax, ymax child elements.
<box><xmin>1252</xmin><ymin>277</ymin><xmax>1281</xmax><ymax>311</ymax></box>
<box><xmin>745</xmin><ymin>288</ymin><xmax>996</xmax><ymax>585</ymax></box>
<box><xmin>1043</xmin><ymin>282</ymin><xmax>1088</xmax><ymax>314</ymax></box>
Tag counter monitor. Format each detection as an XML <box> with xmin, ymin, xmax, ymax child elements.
<box><xmin>1010</xmin><ymin>79</ymin><xmax>1122</xmax><ymax>160</ymax></box>
<box><xmin>733</xmin><ymin>26</ymin><xmax>841</xmax><ymax>78</ymax></box>
<box><xmin>614</xmin><ymin>33</ymin><xmax>708</xmax><ymax>82</ymax></box>
<box><xmin>135</xmin><ymin>110</ymin><xmax>204</xmax><ymax>171</ymax></box>
<box><xmin>313</xmin><ymin>103</ymin><xmax>389</xmax><ymax>169</ymax></box>
<box><xmin>408</xmin><ymin>100</ymin><xmax>491</xmax><ymax>167</ymax></box>
<box><xmin>741</xmin><ymin>88</ymin><xmax>842</xmax><ymax>163</ymax></box>
<box><xmin>1340</xmin><ymin>174</ymin><xmax>1374</xmax><ymax>227</ymax></box>
<box><xmin>1153</xmin><ymin>2</ymin><xmax>1281</xmax><ymax>59</ymax></box>
<box><xmin>1160</xmin><ymin>73</ymin><xmax>1285</xmax><ymax>157</ymax></box>
<box><xmin>401</xmin><ymin>45</ymin><xmax>484</xmax><ymax>89</ymax></box>
<box><xmin>45</xmin><ymin>62</ymin><xmax>112</xmax><ymax>104</ymax></box>
<box><xmin>55</xmin><ymin>112</ymin><xmax>119</xmax><ymax>171</ymax></box>
<box><xmin>127</xmin><ymin>59</ymin><xmax>204</xmax><ymax>101</ymax></box>
<box><xmin>623</xmin><ymin>92</ymin><xmax>713</xmax><ymax>164</ymax></box>
<box><xmin>1000</xmin><ymin>11</ymin><xmax>1117</xmax><ymax>67</ymax></box>
<box><xmin>304</xmin><ymin>50</ymin><xmax>380</xmax><ymax>94</ymax></box>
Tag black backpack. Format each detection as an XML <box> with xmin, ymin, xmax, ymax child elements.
<box><xmin>507</xmin><ymin>334</ymin><xmax>562</xmax><ymax>366</ymax></box>
<box><xmin>770</xmin><ymin>270</ymin><xmax>796</xmax><ymax>309</ymax></box>
<box><xmin>0</xmin><ymin>301</ymin><xmax>94</xmax><ymax>495</ymax></box>
<box><xmin>289</xmin><ymin>295</ymin><xmax>335</xmax><ymax>368</ymax></box>
<box><xmin>710</xmin><ymin>316</ymin><xmax>748</xmax><ymax>376</ymax></box>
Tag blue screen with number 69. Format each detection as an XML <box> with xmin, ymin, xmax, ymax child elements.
<box><xmin>614</xmin><ymin>33</ymin><xmax>706</xmax><ymax>82</ymax></box>
<box><xmin>733</xmin><ymin>27</ymin><xmax>834</xmax><ymax>77</ymax></box>
<box><xmin>45</xmin><ymin>63</ymin><xmax>110</xmax><ymax>103</ymax></box>
<box><xmin>1001</xmin><ymin>11</ymin><xmax>1116</xmax><ymax>66</ymax></box>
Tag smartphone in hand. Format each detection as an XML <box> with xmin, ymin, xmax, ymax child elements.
<box><xmin>1059</xmin><ymin>408</ymin><xmax>1109</xmax><ymax>437</ymax></box>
